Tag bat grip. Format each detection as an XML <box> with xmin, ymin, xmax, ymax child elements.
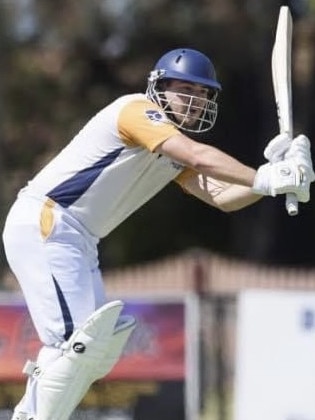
<box><xmin>269</xmin><ymin>137</ymin><xmax>299</xmax><ymax>216</ymax></box>
<box><xmin>286</xmin><ymin>192</ymin><xmax>299</xmax><ymax>216</ymax></box>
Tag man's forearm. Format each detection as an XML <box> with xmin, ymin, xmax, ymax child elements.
<box><xmin>157</xmin><ymin>134</ymin><xmax>257</xmax><ymax>187</ymax></box>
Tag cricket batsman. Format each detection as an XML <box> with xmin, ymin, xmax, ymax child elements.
<box><xmin>2</xmin><ymin>48</ymin><xmax>314</xmax><ymax>420</ymax></box>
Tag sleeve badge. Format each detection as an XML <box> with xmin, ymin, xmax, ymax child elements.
<box><xmin>145</xmin><ymin>109</ymin><xmax>169</xmax><ymax>125</ymax></box>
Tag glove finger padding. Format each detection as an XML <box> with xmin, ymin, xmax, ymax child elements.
<box><xmin>264</xmin><ymin>133</ymin><xmax>291</xmax><ymax>163</ymax></box>
<box><xmin>285</xmin><ymin>134</ymin><xmax>311</xmax><ymax>158</ymax></box>
<box><xmin>252</xmin><ymin>160</ymin><xmax>308</xmax><ymax>201</ymax></box>
<box><xmin>285</xmin><ymin>135</ymin><xmax>315</xmax><ymax>181</ymax></box>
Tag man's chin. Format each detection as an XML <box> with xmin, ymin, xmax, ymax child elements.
<box><xmin>182</xmin><ymin>119</ymin><xmax>198</xmax><ymax>128</ymax></box>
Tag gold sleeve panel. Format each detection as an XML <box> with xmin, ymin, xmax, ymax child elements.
<box><xmin>118</xmin><ymin>99</ymin><xmax>179</xmax><ymax>151</ymax></box>
<box><xmin>40</xmin><ymin>198</ymin><xmax>55</xmax><ymax>240</ymax></box>
<box><xmin>174</xmin><ymin>168</ymin><xmax>197</xmax><ymax>192</ymax></box>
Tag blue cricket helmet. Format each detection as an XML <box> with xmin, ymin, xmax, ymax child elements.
<box><xmin>152</xmin><ymin>48</ymin><xmax>221</xmax><ymax>91</ymax></box>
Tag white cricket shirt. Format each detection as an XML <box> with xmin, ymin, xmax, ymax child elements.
<box><xmin>22</xmin><ymin>93</ymin><xmax>189</xmax><ymax>238</ymax></box>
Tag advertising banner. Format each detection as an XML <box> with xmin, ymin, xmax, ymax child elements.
<box><xmin>0</xmin><ymin>298</ymin><xmax>185</xmax><ymax>382</ymax></box>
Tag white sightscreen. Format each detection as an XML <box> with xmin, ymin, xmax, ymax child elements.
<box><xmin>234</xmin><ymin>289</ymin><xmax>315</xmax><ymax>420</ymax></box>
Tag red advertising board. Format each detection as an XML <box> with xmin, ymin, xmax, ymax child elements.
<box><xmin>0</xmin><ymin>299</ymin><xmax>185</xmax><ymax>382</ymax></box>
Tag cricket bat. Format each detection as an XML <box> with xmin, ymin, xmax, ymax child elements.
<box><xmin>271</xmin><ymin>6</ymin><xmax>298</xmax><ymax>216</ymax></box>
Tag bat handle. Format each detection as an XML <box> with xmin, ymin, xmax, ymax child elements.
<box><xmin>285</xmin><ymin>135</ymin><xmax>299</xmax><ymax>216</ymax></box>
<box><xmin>270</xmin><ymin>139</ymin><xmax>299</xmax><ymax>216</ymax></box>
<box><xmin>286</xmin><ymin>192</ymin><xmax>299</xmax><ymax>216</ymax></box>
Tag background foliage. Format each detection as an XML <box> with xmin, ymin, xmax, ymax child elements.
<box><xmin>0</xmin><ymin>0</ymin><xmax>315</xmax><ymax>273</ymax></box>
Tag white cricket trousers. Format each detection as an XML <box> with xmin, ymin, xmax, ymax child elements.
<box><xmin>3</xmin><ymin>193</ymin><xmax>107</xmax><ymax>416</ymax></box>
<box><xmin>2</xmin><ymin>193</ymin><xmax>106</xmax><ymax>346</ymax></box>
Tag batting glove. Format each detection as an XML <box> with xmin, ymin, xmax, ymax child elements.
<box><xmin>286</xmin><ymin>135</ymin><xmax>315</xmax><ymax>201</ymax></box>
<box><xmin>252</xmin><ymin>159</ymin><xmax>310</xmax><ymax>202</ymax></box>
<box><xmin>284</xmin><ymin>135</ymin><xmax>314</xmax><ymax>170</ymax></box>
<box><xmin>264</xmin><ymin>133</ymin><xmax>291</xmax><ymax>163</ymax></box>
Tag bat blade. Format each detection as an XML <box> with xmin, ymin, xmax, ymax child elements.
<box><xmin>271</xmin><ymin>6</ymin><xmax>298</xmax><ymax>216</ymax></box>
<box><xmin>272</xmin><ymin>6</ymin><xmax>293</xmax><ymax>137</ymax></box>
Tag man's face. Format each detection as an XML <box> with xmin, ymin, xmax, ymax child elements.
<box><xmin>163</xmin><ymin>80</ymin><xmax>211</xmax><ymax>127</ymax></box>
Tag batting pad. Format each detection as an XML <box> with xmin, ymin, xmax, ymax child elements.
<box><xmin>34</xmin><ymin>300</ymin><xmax>134</xmax><ymax>420</ymax></box>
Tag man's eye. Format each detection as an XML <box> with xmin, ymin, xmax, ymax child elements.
<box><xmin>180</xmin><ymin>86</ymin><xmax>192</xmax><ymax>93</ymax></box>
<box><xmin>200</xmin><ymin>90</ymin><xmax>209</xmax><ymax>97</ymax></box>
